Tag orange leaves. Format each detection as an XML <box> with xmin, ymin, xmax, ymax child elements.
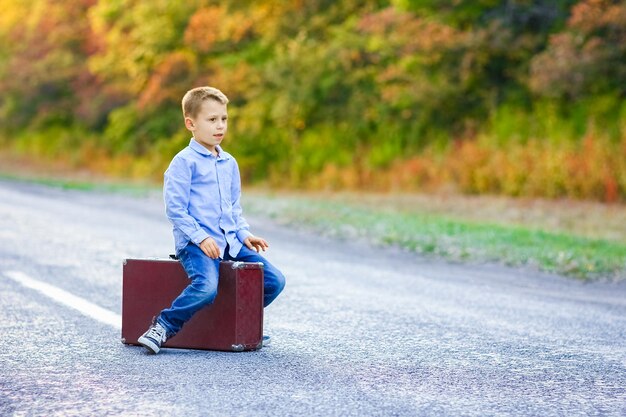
<box><xmin>388</xmin><ymin>156</ymin><xmax>441</xmax><ymax>192</ymax></box>
<box><xmin>0</xmin><ymin>0</ymin><xmax>101</xmax><ymax>127</ymax></box>
<box><xmin>529</xmin><ymin>33</ymin><xmax>584</xmax><ymax>97</ymax></box>
<box><xmin>298</xmin><ymin>132</ymin><xmax>626</xmax><ymax>202</ymax></box>
<box><xmin>529</xmin><ymin>0</ymin><xmax>626</xmax><ymax>99</ymax></box>
<box><xmin>207</xmin><ymin>61</ymin><xmax>257</xmax><ymax>103</ymax></box>
<box><xmin>138</xmin><ymin>52</ymin><xmax>197</xmax><ymax>111</ymax></box>
<box><xmin>184</xmin><ymin>7</ymin><xmax>222</xmax><ymax>53</ymax></box>
<box><xmin>357</xmin><ymin>7</ymin><xmax>461</xmax><ymax>55</ymax></box>
<box><xmin>184</xmin><ymin>6</ymin><xmax>255</xmax><ymax>53</ymax></box>
<box><xmin>569</xmin><ymin>0</ymin><xmax>626</xmax><ymax>32</ymax></box>
<box><xmin>440</xmin><ymin>134</ymin><xmax>626</xmax><ymax>202</ymax></box>
<box><xmin>569</xmin><ymin>134</ymin><xmax>623</xmax><ymax>203</ymax></box>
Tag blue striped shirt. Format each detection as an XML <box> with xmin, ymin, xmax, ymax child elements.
<box><xmin>163</xmin><ymin>138</ymin><xmax>252</xmax><ymax>257</ymax></box>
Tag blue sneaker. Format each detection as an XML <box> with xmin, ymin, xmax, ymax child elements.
<box><xmin>138</xmin><ymin>321</ymin><xmax>168</xmax><ymax>354</ymax></box>
<box><xmin>262</xmin><ymin>335</ymin><xmax>271</xmax><ymax>347</ymax></box>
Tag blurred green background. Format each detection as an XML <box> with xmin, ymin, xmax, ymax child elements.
<box><xmin>0</xmin><ymin>0</ymin><xmax>625</xmax><ymax>201</ymax></box>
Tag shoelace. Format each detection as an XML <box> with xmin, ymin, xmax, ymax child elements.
<box><xmin>146</xmin><ymin>325</ymin><xmax>166</xmax><ymax>341</ymax></box>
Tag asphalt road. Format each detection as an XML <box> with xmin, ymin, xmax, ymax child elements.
<box><xmin>0</xmin><ymin>179</ymin><xmax>624</xmax><ymax>417</ymax></box>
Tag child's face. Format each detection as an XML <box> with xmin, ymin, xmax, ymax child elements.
<box><xmin>185</xmin><ymin>99</ymin><xmax>228</xmax><ymax>153</ymax></box>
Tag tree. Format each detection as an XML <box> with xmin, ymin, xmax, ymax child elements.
<box><xmin>0</xmin><ymin>0</ymin><xmax>108</xmax><ymax>129</ymax></box>
<box><xmin>529</xmin><ymin>0</ymin><xmax>626</xmax><ymax>99</ymax></box>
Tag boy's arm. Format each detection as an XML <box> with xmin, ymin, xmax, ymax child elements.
<box><xmin>231</xmin><ymin>159</ymin><xmax>253</xmax><ymax>244</ymax></box>
<box><xmin>164</xmin><ymin>157</ymin><xmax>209</xmax><ymax>245</ymax></box>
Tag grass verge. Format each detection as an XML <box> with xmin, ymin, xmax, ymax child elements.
<box><xmin>243</xmin><ymin>192</ymin><xmax>626</xmax><ymax>281</ymax></box>
<box><xmin>2</xmin><ymin>167</ymin><xmax>624</xmax><ymax>281</ymax></box>
<box><xmin>0</xmin><ymin>171</ymin><xmax>158</xmax><ymax>197</ymax></box>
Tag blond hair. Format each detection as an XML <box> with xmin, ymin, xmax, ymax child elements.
<box><xmin>181</xmin><ymin>86</ymin><xmax>229</xmax><ymax>118</ymax></box>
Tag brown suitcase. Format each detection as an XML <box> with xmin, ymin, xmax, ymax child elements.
<box><xmin>121</xmin><ymin>258</ymin><xmax>264</xmax><ymax>352</ymax></box>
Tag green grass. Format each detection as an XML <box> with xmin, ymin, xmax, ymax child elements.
<box><xmin>243</xmin><ymin>193</ymin><xmax>626</xmax><ymax>281</ymax></box>
<box><xmin>0</xmin><ymin>171</ymin><xmax>158</xmax><ymax>197</ymax></box>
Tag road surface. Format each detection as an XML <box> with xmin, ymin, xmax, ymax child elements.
<box><xmin>0</xmin><ymin>179</ymin><xmax>624</xmax><ymax>416</ymax></box>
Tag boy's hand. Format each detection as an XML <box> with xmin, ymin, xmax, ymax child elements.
<box><xmin>244</xmin><ymin>236</ymin><xmax>269</xmax><ymax>253</ymax></box>
<box><xmin>199</xmin><ymin>237</ymin><xmax>220</xmax><ymax>259</ymax></box>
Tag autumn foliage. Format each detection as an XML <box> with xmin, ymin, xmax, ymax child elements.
<box><xmin>0</xmin><ymin>0</ymin><xmax>625</xmax><ymax>202</ymax></box>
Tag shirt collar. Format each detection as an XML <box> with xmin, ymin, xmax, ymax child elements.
<box><xmin>189</xmin><ymin>138</ymin><xmax>229</xmax><ymax>160</ymax></box>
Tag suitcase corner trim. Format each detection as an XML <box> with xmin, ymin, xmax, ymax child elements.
<box><xmin>230</xmin><ymin>261</ymin><xmax>264</xmax><ymax>270</ymax></box>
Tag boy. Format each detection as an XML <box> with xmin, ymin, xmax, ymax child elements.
<box><xmin>138</xmin><ymin>86</ymin><xmax>286</xmax><ymax>354</ymax></box>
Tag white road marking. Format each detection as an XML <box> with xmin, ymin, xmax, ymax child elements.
<box><xmin>4</xmin><ymin>270</ymin><xmax>121</xmax><ymax>329</ymax></box>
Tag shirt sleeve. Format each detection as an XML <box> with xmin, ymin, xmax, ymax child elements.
<box><xmin>163</xmin><ymin>156</ymin><xmax>209</xmax><ymax>245</ymax></box>
<box><xmin>231</xmin><ymin>159</ymin><xmax>253</xmax><ymax>243</ymax></box>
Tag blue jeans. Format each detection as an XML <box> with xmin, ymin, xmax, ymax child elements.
<box><xmin>157</xmin><ymin>243</ymin><xmax>286</xmax><ymax>336</ymax></box>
